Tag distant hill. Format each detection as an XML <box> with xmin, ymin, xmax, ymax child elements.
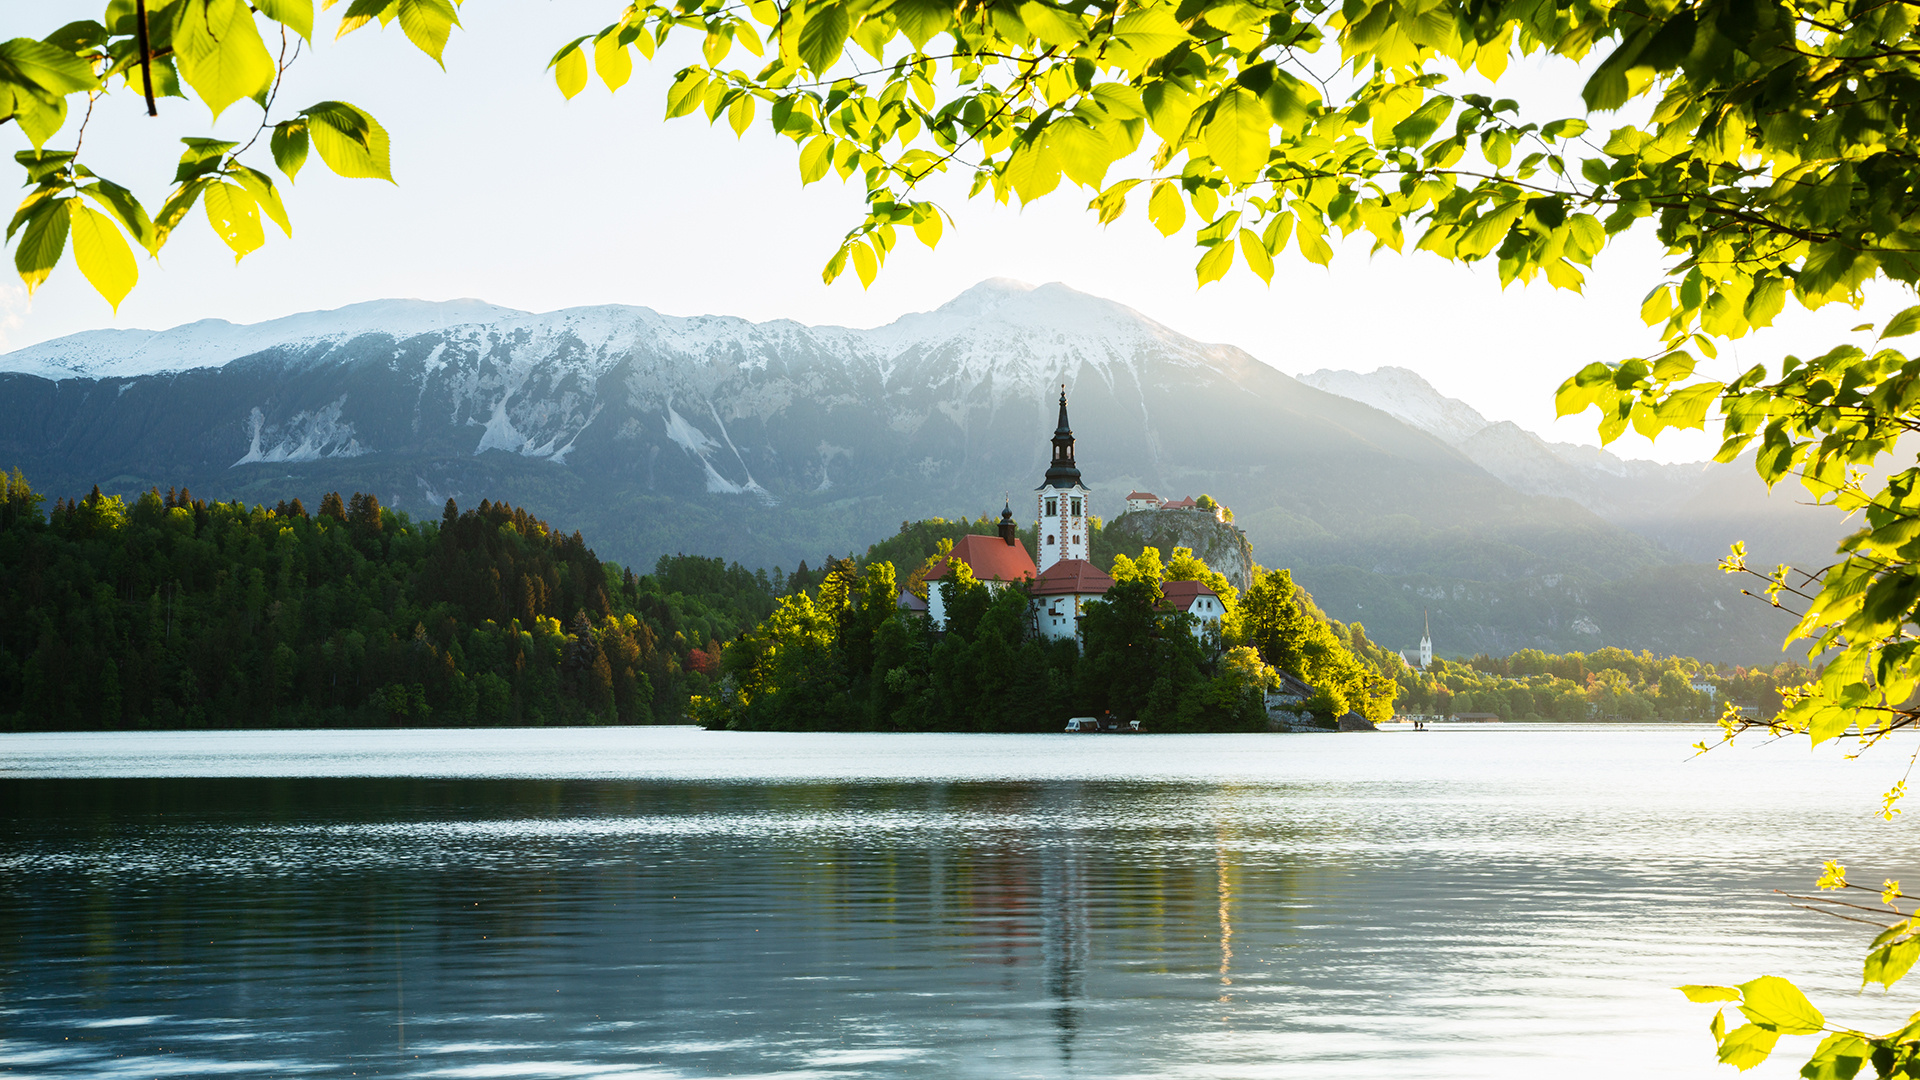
<box><xmin>0</xmin><ymin>281</ymin><xmax>1813</xmax><ymax>663</ymax></box>
<box><xmin>1297</xmin><ymin>365</ymin><xmax>1846</xmax><ymax>568</ymax></box>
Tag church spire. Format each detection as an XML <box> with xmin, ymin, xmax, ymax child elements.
<box><xmin>999</xmin><ymin>496</ymin><xmax>1018</xmax><ymax>545</ymax></box>
<box><xmin>1044</xmin><ymin>385</ymin><xmax>1082</xmax><ymax>487</ymax></box>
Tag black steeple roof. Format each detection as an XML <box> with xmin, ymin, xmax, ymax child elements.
<box><xmin>1041</xmin><ymin>387</ymin><xmax>1083</xmax><ymax>488</ymax></box>
<box><xmin>998</xmin><ymin>499</ymin><xmax>1018</xmax><ymax>545</ymax></box>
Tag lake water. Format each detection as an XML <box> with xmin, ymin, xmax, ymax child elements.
<box><xmin>3</xmin><ymin>725</ymin><xmax>1918</xmax><ymax>1079</ymax></box>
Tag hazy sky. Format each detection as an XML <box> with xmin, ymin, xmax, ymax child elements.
<box><xmin>8</xmin><ymin>3</ymin><xmax>1903</xmax><ymax>463</ymax></box>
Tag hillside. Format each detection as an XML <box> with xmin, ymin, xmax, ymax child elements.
<box><xmin>1297</xmin><ymin>365</ymin><xmax>1846</xmax><ymax>568</ymax></box>
<box><xmin>0</xmin><ymin>281</ymin><xmax>1817</xmax><ymax>663</ymax></box>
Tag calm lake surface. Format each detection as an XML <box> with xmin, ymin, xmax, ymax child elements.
<box><xmin>3</xmin><ymin>725</ymin><xmax>1918</xmax><ymax>1078</ymax></box>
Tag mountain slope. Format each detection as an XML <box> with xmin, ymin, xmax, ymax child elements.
<box><xmin>0</xmin><ymin>281</ymin><xmax>1805</xmax><ymax>663</ymax></box>
<box><xmin>1298</xmin><ymin>365</ymin><xmax>1846</xmax><ymax>568</ymax></box>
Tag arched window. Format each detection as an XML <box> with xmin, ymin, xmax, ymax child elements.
<box><xmin>1047</xmin><ymin>534</ymin><xmax>1055</xmax><ymax>545</ymax></box>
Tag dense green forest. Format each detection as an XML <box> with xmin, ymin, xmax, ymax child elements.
<box><xmin>3</xmin><ymin>469</ymin><xmax>1788</xmax><ymax>731</ymax></box>
<box><xmin>697</xmin><ymin>514</ymin><xmax>1400</xmax><ymax>732</ymax></box>
<box><xmin>0</xmin><ymin>469</ymin><xmax>778</xmax><ymax>730</ymax></box>
<box><xmin>1394</xmin><ymin>647</ymin><xmax>1811</xmax><ymax>722</ymax></box>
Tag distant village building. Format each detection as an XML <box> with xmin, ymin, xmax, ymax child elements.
<box><xmin>1032</xmin><ymin>559</ymin><xmax>1117</xmax><ymax>641</ymax></box>
<box><xmin>1029</xmin><ymin>389</ymin><xmax>1109</xmax><ymax>641</ymax></box>
<box><xmin>1160</xmin><ymin>580</ymin><xmax>1225</xmax><ymax>644</ymax></box>
<box><xmin>1128</xmin><ymin>492</ymin><xmax>1227</xmax><ymax>522</ymax></box>
<box><xmin>1036</xmin><ymin>388</ymin><xmax>1092</xmax><ymax>572</ymax></box>
<box><xmin>1398</xmin><ymin>610</ymin><xmax>1434</xmax><ymax>670</ymax></box>
<box><xmin>919</xmin><ymin>390</ymin><xmax>1230</xmax><ymax>647</ymax></box>
<box><xmin>924</xmin><ymin>508</ymin><xmax>1036</xmax><ymax>627</ymax></box>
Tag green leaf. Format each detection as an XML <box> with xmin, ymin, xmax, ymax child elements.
<box><xmin>0</xmin><ymin>37</ymin><xmax>101</xmax><ymax>120</ymax></box>
<box><xmin>665</xmin><ymin>69</ymin><xmax>708</xmax><ymax>119</ymax></box>
<box><xmin>13</xmin><ymin>196</ymin><xmax>70</xmax><ymax>294</ymax></box>
<box><xmin>1142</xmin><ymin>80</ymin><xmax>1195</xmax><ymax>143</ymax></box>
<box><xmin>1239</xmin><ymin>228</ymin><xmax>1273</xmax><ymax>284</ymax></box>
<box><xmin>43</xmin><ymin>21</ymin><xmax>109</xmax><ymax>53</ymax></box>
<box><xmin>1004</xmin><ymin>133</ymin><xmax>1062</xmax><ymax>204</ymax></box>
<box><xmin>1737</xmin><ymin>976</ymin><xmax>1824</xmax><ymax>1035</ymax></box>
<box><xmin>798</xmin><ymin>134</ymin><xmax>834</xmax><ymax>183</ymax></box>
<box><xmin>1017</xmin><ymin>2</ymin><xmax>1087</xmax><ymax>48</ymax></box>
<box><xmin>300</xmin><ymin>101</ymin><xmax>393</xmax><ymax>181</ymax></box>
<box><xmin>549</xmin><ymin>39</ymin><xmax>589</xmax><ymax>99</ymax></box>
<box><xmin>253</xmin><ymin>0</ymin><xmax>314</xmax><ymax>40</ymax></box>
<box><xmin>1147</xmin><ymin>180</ymin><xmax>1184</xmax><ymax>236</ymax></box>
<box><xmin>1392</xmin><ymin>95</ymin><xmax>1453</xmax><ymax>147</ymax></box>
<box><xmin>202</xmin><ymin>182</ymin><xmax>264</xmax><ymax>260</ymax></box>
<box><xmin>1800</xmin><ymin>1032</ymin><xmax>1869</xmax><ymax>1080</ymax></box>
<box><xmin>1864</xmin><ymin>937</ymin><xmax>1920</xmax><ymax>989</ymax></box>
<box><xmin>1110</xmin><ymin>7</ymin><xmax>1186</xmax><ymax>71</ymax></box>
<box><xmin>1457</xmin><ymin>202</ymin><xmax>1524</xmax><ymax>259</ymax></box>
<box><xmin>271</xmin><ymin>120</ymin><xmax>310</xmax><ymax>182</ymax></box>
<box><xmin>1883</xmin><ymin>306</ymin><xmax>1920</xmax><ymax>340</ymax></box>
<box><xmin>78</xmin><ymin>180</ymin><xmax>158</xmax><ymax>255</ymax></box>
<box><xmin>797</xmin><ymin>3</ymin><xmax>850</xmax><ymax>75</ymax></box>
<box><xmin>169</xmin><ymin>0</ymin><xmax>276</xmax><ymax>120</ymax></box>
<box><xmin>892</xmin><ymin>0</ymin><xmax>951</xmax><ymax>50</ymax></box>
<box><xmin>1716</xmin><ymin>1023</ymin><xmax>1780</xmax><ymax>1070</ymax></box>
<box><xmin>1677</xmin><ymin>984</ymin><xmax>1741</xmax><ymax>1003</ymax></box>
<box><xmin>14</xmin><ymin>96</ymin><xmax>67</xmax><ymax>151</ymax></box>
<box><xmin>66</xmin><ymin>201</ymin><xmax>137</xmax><ymax>311</ymax></box>
<box><xmin>396</xmin><ymin>0</ymin><xmax>460</xmax><ymax>67</ymax></box>
<box><xmin>1195</xmin><ymin>240</ymin><xmax>1233</xmax><ymax>285</ymax></box>
<box><xmin>174</xmin><ymin>137</ymin><xmax>237</xmax><ymax>184</ymax></box>
<box><xmin>849</xmin><ymin>240</ymin><xmax>877</xmax><ymax>287</ymax></box>
<box><xmin>1203</xmin><ymin>88</ymin><xmax>1271</xmax><ymax>185</ymax></box>
<box><xmin>227</xmin><ymin>165</ymin><xmax>291</xmax><ymax>237</ymax></box>
<box><xmin>1542</xmin><ymin>117</ymin><xmax>1588</xmax><ymax>139</ymax></box>
<box><xmin>728</xmin><ymin>92</ymin><xmax>756</xmax><ymax>136</ymax></box>
<box><xmin>153</xmin><ymin>177</ymin><xmax>212</xmax><ymax>246</ymax></box>
<box><xmin>594</xmin><ymin>30</ymin><xmax>632</xmax><ymax>92</ymax></box>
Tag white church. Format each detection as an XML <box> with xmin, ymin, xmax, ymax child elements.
<box><xmin>922</xmin><ymin>389</ymin><xmax>1225</xmax><ymax>645</ymax></box>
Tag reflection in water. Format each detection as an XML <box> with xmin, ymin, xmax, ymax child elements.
<box><xmin>2</xmin><ymin>729</ymin><xmax>1920</xmax><ymax>1078</ymax></box>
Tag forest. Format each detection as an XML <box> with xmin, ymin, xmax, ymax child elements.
<box><xmin>695</xmin><ymin>516</ymin><xmax>1401</xmax><ymax>732</ymax></box>
<box><xmin>2</xmin><ymin>468</ymin><xmax>1803</xmax><ymax>732</ymax></box>
<box><xmin>0</xmin><ymin>469</ymin><xmax>777</xmax><ymax>730</ymax></box>
<box><xmin>1394</xmin><ymin>647</ymin><xmax>1812</xmax><ymax>723</ymax></box>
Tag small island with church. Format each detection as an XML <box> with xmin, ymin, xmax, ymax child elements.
<box><xmin>691</xmin><ymin>389</ymin><xmax>1398</xmax><ymax>733</ymax></box>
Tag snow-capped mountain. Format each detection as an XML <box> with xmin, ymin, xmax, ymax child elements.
<box><xmin>1299</xmin><ymin>365</ymin><xmax>1842</xmax><ymax>566</ymax></box>
<box><xmin>0</xmin><ymin>281</ymin><xmax>1809</xmax><ymax>661</ymax></box>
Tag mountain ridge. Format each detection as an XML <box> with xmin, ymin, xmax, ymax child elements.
<box><xmin>0</xmin><ymin>281</ymin><xmax>1810</xmax><ymax>663</ymax></box>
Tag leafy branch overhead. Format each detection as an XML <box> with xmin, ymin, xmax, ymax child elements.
<box><xmin>551</xmin><ymin>0</ymin><xmax>1920</xmax><ymax>801</ymax></box>
<box><xmin>1</xmin><ymin>0</ymin><xmax>454</xmax><ymax>310</ymax></box>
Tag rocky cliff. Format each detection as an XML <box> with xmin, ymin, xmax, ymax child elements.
<box><xmin>1104</xmin><ymin>509</ymin><xmax>1256</xmax><ymax>591</ymax></box>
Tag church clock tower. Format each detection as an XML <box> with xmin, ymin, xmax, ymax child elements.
<box><xmin>1036</xmin><ymin>388</ymin><xmax>1091</xmax><ymax>572</ymax></box>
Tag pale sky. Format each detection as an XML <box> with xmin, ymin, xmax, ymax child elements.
<box><xmin>7</xmin><ymin>3</ymin><xmax>1904</xmax><ymax>464</ymax></box>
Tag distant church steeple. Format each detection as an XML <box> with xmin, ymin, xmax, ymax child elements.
<box><xmin>1036</xmin><ymin>386</ymin><xmax>1091</xmax><ymax>572</ymax></box>
<box><xmin>998</xmin><ymin>497</ymin><xmax>1018</xmax><ymax>546</ymax></box>
<box><xmin>1043</xmin><ymin>387</ymin><xmax>1081</xmax><ymax>487</ymax></box>
<box><xmin>1420</xmin><ymin>610</ymin><xmax>1433</xmax><ymax>670</ymax></box>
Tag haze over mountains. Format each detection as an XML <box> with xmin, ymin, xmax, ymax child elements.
<box><xmin>0</xmin><ymin>279</ymin><xmax>1826</xmax><ymax>663</ymax></box>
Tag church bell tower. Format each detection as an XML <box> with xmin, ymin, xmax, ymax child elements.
<box><xmin>1036</xmin><ymin>387</ymin><xmax>1091</xmax><ymax>572</ymax></box>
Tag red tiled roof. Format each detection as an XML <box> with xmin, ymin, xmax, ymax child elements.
<box><xmin>924</xmin><ymin>534</ymin><xmax>1037</xmax><ymax>583</ymax></box>
<box><xmin>1161</xmin><ymin>497</ymin><xmax>1198</xmax><ymax>510</ymax></box>
<box><xmin>1160</xmin><ymin>580</ymin><xmax>1220</xmax><ymax>610</ymax></box>
<box><xmin>1125</xmin><ymin>491</ymin><xmax>1160</xmax><ymax>501</ymax></box>
<box><xmin>1030</xmin><ymin>558</ymin><xmax>1115</xmax><ymax>597</ymax></box>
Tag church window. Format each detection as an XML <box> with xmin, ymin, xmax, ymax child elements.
<box><xmin>1070</xmin><ymin>497</ymin><xmax>1081</xmax><ymax>516</ymax></box>
<box><xmin>1046</xmin><ymin>534</ymin><xmax>1055</xmax><ymax>546</ymax></box>
<box><xmin>1045</xmin><ymin>498</ymin><xmax>1058</xmax><ymax>516</ymax></box>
